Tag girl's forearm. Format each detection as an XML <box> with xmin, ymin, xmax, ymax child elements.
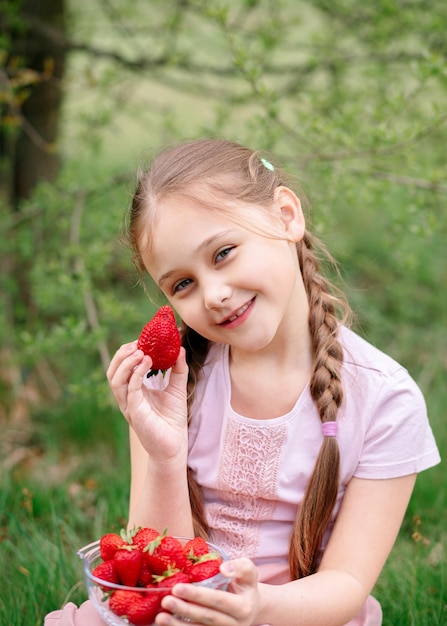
<box><xmin>129</xmin><ymin>458</ymin><xmax>194</xmax><ymax>535</ymax></box>
<box><xmin>128</xmin><ymin>429</ymin><xmax>194</xmax><ymax>535</ymax></box>
<box><xmin>258</xmin><ymin>569</ymin><xmax>367</xmax><ymax>626</ymax></box>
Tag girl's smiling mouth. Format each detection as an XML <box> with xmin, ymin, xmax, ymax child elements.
<box><xmin>219</xmin><ymin>297</ymin><xmax>255</xmax><ymax>327</ymax></box>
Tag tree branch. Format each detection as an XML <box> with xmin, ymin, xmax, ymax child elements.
<box><xmin>20</xmin><ymin>13</ymin><xmax>430</xmax><ymax>80</ymax></box>
<box><xmin>70</xmin><ymin>192</ymin><xmax>111</xmax><ymax>373</ymax></box>
<box><xmin>367</xmin><ymin>170</ymin><xmax>447</xmax><ymax>194</ymax></box>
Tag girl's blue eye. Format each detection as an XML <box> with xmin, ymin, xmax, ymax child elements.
<box><xmin>173</xmin><ymin>278</ymin><xmax>192</xmax><ymax>294</ymax></box>
<box><xmin>215</xmin><ymin>246</ymin><xmax>234</xmax><ymax>262</ymax></box>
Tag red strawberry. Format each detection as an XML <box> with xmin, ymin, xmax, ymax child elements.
<box><xmin>114</xmin><ymin>546</ymin><xmax>143</xmax><ymax>587</ymax></box>
<box><xmin>132</xmin><ymin>526</ymin><xmax>160</xmax><ymax>552</ymax></box>
<box><xmin>126</xmin><ymin>592</ymin><xmax>163</xmax><ymax>625</ymax></box>
<box><xmin>138</xmin><ymin>560</ymin><xmax>154</xmax><ymax>587</ymax></box>
<box><xmin>91</xmin><ymin>561</ymin><xmax>119</xmax><ymax>590</ymax></box>
<box><xmin>154</xmin><ymin>569</ymin><xmax>191</xmax><ymax>590</ymax></box>
<box><xmin>109</xmin><ymin>590</ymin><xmax>161</xmax><ymax>624</ymax></box>
<box><xmin>137</xmin><ymin>305</ymin><xmax>181</xmax><ymax>375</ymax></box>
<box><xmin>109</xmin><ymin>589</ymin><xmax>135</xmax><ymax>617</ymax></box>
<box><xmin>152</xmin><ymin>569</ymin><xmax>191</xmax><ymax>600</ymax></box>
<box><xmin>183</xmin><ymin>536</ymin><xmax>210</xmax><ymax>559</ymax></box>
<box><xmin>188</xmin><ymin>557</ymin><xmax>222</xmax><ymax>582</ymax></box>
<box><xmin>144</xmin><ymin>532</ymin><xmax>187</xmax><ymax>575</ymax></box>
<box><xmin>99</xmin><ymin>532</ymin><xmax>126</xmax><ymax>561</ymax></box>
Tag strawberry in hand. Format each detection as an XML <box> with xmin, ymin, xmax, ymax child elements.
<box><xmin>137</xmin><ymin>305</ymin><xmax>181</xmax><ymax>377</ymax></box>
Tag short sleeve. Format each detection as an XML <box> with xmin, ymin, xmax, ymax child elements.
<box><xmin>354</xmin><ymin>367</ymin><xmax>441</xmax><ymax>479</ymax></box>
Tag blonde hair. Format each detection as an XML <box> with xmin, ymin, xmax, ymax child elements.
<box><xmin>127</xmin><ymin>138</ymin><xmax>351</xmax><ymax>578</ymax></box>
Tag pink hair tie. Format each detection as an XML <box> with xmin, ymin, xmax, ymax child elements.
<box><xmin>322</xmin><ymin>421</ymin><xmax>338</xmax><ymax>437</ymax></box>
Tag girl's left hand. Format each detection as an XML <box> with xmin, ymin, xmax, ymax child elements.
<box><xmin>156</xmin><ymin>558</ymin><xmax>261</xmax><ymax>626</ymax></box>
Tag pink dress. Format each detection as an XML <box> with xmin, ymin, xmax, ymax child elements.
<box><xmin>45</xmin><ymin>327</ymin><xmax>440</xmax><ymax>626</ymax></box>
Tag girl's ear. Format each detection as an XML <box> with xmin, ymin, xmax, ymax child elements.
<box><xmin>273</xmin><ymin>186</ymin><xmax>305</xmax><ymax>242</ymax></box>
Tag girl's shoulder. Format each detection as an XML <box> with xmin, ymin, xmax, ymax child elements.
<box><xmin>338</xmin><ymin>326</ymin><xmax>440</xmax><ymax>479</ymax></box>
<box><xmin>339</xmin><ymin>325</ymin><xmax>404</xmax><ymax>376</ymax></box>
<box><xmin>339</xmin><ymin>326</ymin><xmax>412</xmax><ymax>383</ymax></box>
<box><xmin>338</xmin><ymin>325</ymin><xmax>428</xmax><ymax>419</ymax></box>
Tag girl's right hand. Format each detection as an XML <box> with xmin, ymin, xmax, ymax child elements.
<box><xmin>106</xmin><ymin>341</ymin><xmax>189</xmax><ymax>462</ymax></box>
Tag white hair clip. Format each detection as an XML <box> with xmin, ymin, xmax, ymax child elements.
<box><xmin>260</xmin><ymin>157</ymin><xmax>275</xmax><ymax>172</ymax></box>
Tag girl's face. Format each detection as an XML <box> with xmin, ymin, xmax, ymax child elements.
<box><xmin>142</xmin><ymin>187</ymin><xmax>307</xmax><ymax>354</ymax></box>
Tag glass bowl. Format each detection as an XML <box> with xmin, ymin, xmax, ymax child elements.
<box><xmin>78</xmin><ymin>538</ymin><xmax>231</xmax><ymax>626</ymax></box>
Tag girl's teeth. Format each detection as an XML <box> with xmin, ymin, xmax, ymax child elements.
<box><xmin>228</xmin><ymin>303</ymin><xmax>249</xmax><ymax>322</ymax></box>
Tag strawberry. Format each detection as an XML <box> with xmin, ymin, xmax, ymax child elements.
<box><xmin>114</xmin><ymin>546</ymin><xmax>143</xmax><ymax>587</ymax></box>
<box><xmin>126</xmin><ymin>592</ymin><xmax>163</xmax><ymax>625</ymax></box>
<box><xmin>91</xmin><ymin>560</ymin><xmax>119</xmax><ymax>590</ymax></box>
<box><xmin>109</xmin><ymin>589</ymin><xmax>135</xmax><ymax>617</ymax></box>
<box><xmin>154</xmin><ymin>568</ymin><xmax>191</xmax><ymax>588</ymax></box>
<box><xmin>153</xmin><ymin>569</ymin><xmax>191</xmax><ymax>598</ymax></box>
<box><xmin>188</xmin><ymin>557</ymin><xmax>222</xmax><ymax>582</ymax></box>
<box><xmin>132</xmin><ymin>526</ymin><xmax>160</xmax><ymax>552</ymax></box>
<box><xmin>183</xmin><ymin>536</ymin><xmax>210</xmax><ymax>559</ymax></box>
<box><xmin>137</xmin><ymin>305</ymin><xmax>181</xmax><ymax>376</ymax></box>
<box><xmin>99</xmin><ymin>532</ymin><xmax>126</xmax><ymax>561</ymax></box>
<box><xmin>109</xmin><ymin>590</ymin><xmax>161</xmax><ymax>624</ymax></box>
<box><xmin>138</xmin><ymin>560</ymin><xmax>154</xmax><ymax>587</ymax></box>
<box><xmin>144</xmin><ymin>531</ymin><xmax>187</xmax><ymax>575</ymax></box>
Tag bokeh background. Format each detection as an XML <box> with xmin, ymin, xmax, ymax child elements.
<box><xmin>1</xmin><ymin>1</ymin><xmax>445</xmax><ymax>624</ymax></box>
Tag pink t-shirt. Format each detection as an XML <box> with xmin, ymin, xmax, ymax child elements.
<box><xmin>187</xmin><ymin>326</ymin><xmax>440</xmax><ymax>578</ymax></box>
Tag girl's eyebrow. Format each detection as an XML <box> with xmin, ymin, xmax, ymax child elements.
<box><xmin>157</xmin><ymin>228</ymin><xmax>236</xmax><ymax>288</ymax></box>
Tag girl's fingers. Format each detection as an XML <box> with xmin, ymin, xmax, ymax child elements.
<box><xmin>106</xmin><ymin>340</ymin><xmax>139</xmax><ymax>383</ymax></box>
<box><xmin>158</xmin><ymin>559</ymin><xmax>259</xmax><ymax>625</ymax></box>
<box><xmin>107</xmin><ymin>344</ymin><xmax>150</xmax><ymax>414</ymax></box>
<box><xmin>221</xmin><ymin>558</ymin><xmax>259</xmax><ymax>590</ymax></box>
<box><xmin>171</xmin><ymin>346</ymin><xmax>188</xmax><ymax>374</ymax></box>
<box><xmin>127</xmin><ymin>354</ymin><xmax>153</xmax><ymax>394</ymax></box>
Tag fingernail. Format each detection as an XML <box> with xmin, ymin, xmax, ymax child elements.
<box><xmin>220</xmin><ymin>561</ymin><xmax>235</xmax><ymax>576</ymax></box>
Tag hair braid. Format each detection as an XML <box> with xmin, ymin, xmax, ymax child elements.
<box><xmin>182</xmin><ymin>325</ymin><xmax>210</xmax><ymax>539</ymax></box>
<box><xmin>289</xmin><ymin>231</ymin><xmax>345</xmax><ymax>579</ymax></box>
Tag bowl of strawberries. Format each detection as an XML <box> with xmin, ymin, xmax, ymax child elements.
<box><xmin>78</xmin><ymin>527</ymin><xmax>231</xmax><ymax>626</ymax></box>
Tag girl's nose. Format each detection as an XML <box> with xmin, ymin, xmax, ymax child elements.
<box><xmin>202</xmin><ymin>279</ymin><xmax>232</xmax><ymax>310</ymax></box>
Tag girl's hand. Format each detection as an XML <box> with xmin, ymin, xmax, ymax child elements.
<box><xmin>106</xmin><ymin>341</ymin><xmax>189</xmax><ymax>461</ymax></box>
<box><xmin>156</xmin><ymin>558</ymin><xmax>261</xmax><ymax>626</ymax></box>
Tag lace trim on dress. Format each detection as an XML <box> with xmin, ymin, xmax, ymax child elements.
<box><xmin>207</xmin><ymin>417</ymin><xmax>287</xmax><ymax>559</ymax></box>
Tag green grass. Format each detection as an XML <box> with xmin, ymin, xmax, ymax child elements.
<box><xmin>0</xmin><ymin>407</ymin><xmax>130</xmax><ymax>626</ymax></box>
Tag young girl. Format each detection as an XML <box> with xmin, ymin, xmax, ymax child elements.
<box><xmin>45</xmin><ymin>138</ymin><xmax>440</xmax><ymax>626</ymax></box>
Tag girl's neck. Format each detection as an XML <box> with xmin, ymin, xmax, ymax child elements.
<box><xmin>228</xmin><ymin>344</ymin><xmax>312</xmax><ymax>420</ymax></box>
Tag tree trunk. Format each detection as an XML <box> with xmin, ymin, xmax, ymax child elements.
<box><xmin>1</xmin><ymin>0</ymin><xmax>66</xmax><ymax>207</ymax></box>
<box><xmin>0</xmin><ymin>0</ymin><xmax>67</xmax><ymax>422</ymax></box>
